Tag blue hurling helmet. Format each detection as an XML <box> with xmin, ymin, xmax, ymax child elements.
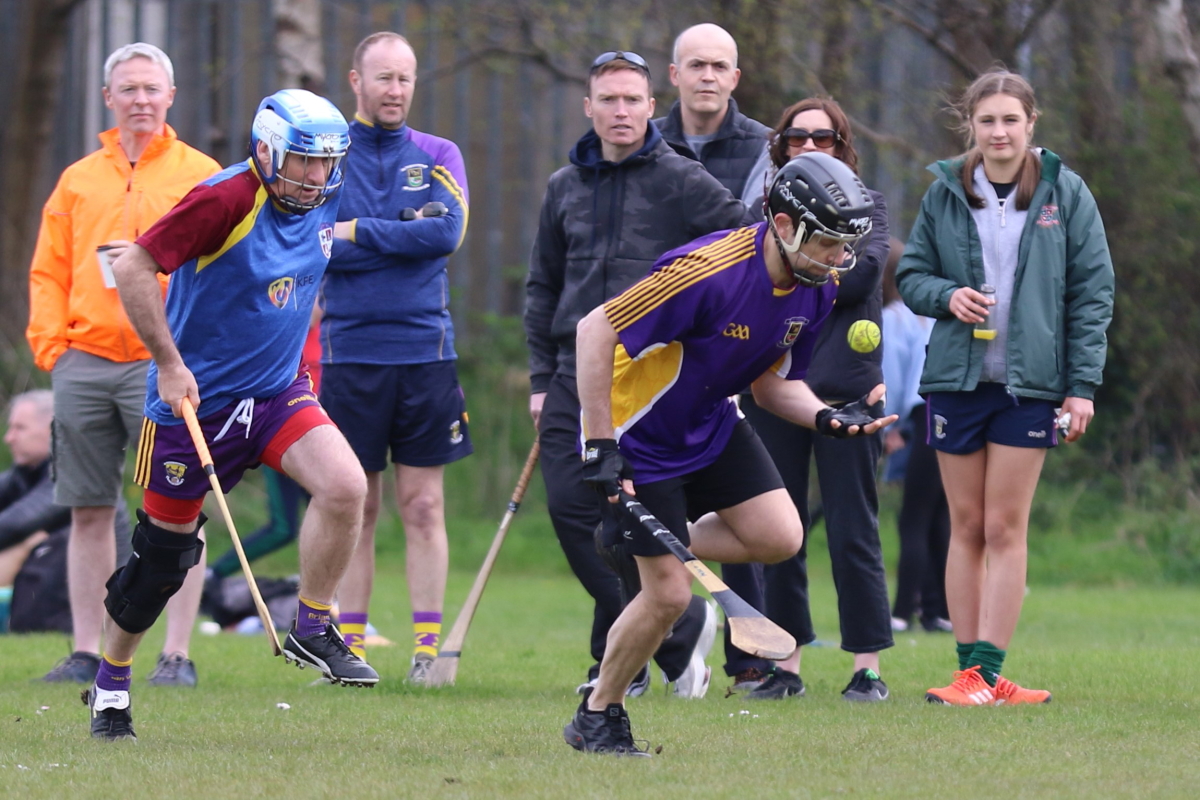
<box><xmin>250</xmin><ymin>89</ymin><xmax>350</xmax><ymax>213</ymax></box>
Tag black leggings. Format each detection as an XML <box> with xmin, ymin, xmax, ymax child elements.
<box><xmin>891</xmin><ymin>405</ymin><xmax>951</xmax><ymax>622</ymax></box>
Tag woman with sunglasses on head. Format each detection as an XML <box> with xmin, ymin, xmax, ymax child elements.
<box><xmin>738</xmin><ymin>97</ymin><xmax>895</xmax><ymax>702</ymax></box>
<box><xmin>898</xmin><ymin>70</ymin><xmax>1113</xmax><ymax>705</ymax></box>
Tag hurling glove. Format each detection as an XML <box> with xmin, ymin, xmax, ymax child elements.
<box><xmin>581</xmin><ymin>438</ymin><xmax>633</xmax><ymax>497</ymax></box>
<box><xmin>815</xmin><ymin>391</ymin><xmax>886</xmax><ymax>439</ymax></box>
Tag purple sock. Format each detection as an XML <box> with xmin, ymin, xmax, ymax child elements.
<box><xmin>96</xmin><ymin>656</ymin><xmax>132</xmax><ymax>692</ymax></box>
<box><xmin>296</xmin><ymin>596</ymin><xmax>332</xmax><ymax>638</ymax></box>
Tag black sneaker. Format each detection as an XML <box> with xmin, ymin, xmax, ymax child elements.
<box><xmin>563</xmin><ymin>698</ymin><xmax>651</xmax><ymax>757</ymax></box>
<box><xmin>283</xmin><ymin>622</ymin><xmax>379</xmax><ymax>687</ymax></box>
<box><xmin>81</xmin><ymin>685</ymin><xmax>136</xmax><ymax>742</ymax></box>
<box><xmin>841</xmin><ymin>667</ymin><xmax>889</xmax><ymax>702</ymax></box>
<box><xmin>146</xmin><ymin>652</ymin><xmax>198</xmax><ymax>687</ymax></box>
<box><xmin>745</xmin><ymin>667</ymin><xmax>805</xmax><ymax>700</ymax></box>
<box><xmin>44</xmin><ymin>651</ymin><xmax>101</xmax><ymax>684</ymax></box>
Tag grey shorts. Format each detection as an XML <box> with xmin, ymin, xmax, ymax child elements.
<box><xmin>50</xmin><ymin>349</ymin><xmax>149</xmax><ymax>507</ymax></box>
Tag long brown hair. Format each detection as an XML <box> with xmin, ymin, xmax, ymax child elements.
<box><xmin>952</xmin><ymin>70</ymin><xmax>1041</xmax><ymax>210</ymax></box>
<box><xmin>767</xmin><ymin>97</ymin><xmax>860</xmax><ymax>174</ymax></box>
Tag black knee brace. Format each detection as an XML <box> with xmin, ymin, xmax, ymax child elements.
<box><xmin>105</xmin><ymin>509</ymin><xmax>206</xmax><ymax>634</ymax></box>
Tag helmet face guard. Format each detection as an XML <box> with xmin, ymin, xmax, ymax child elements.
<box><xmin>766</xmin><ymin>152</ymin><xmax>874</xmax><ymax>286</ymax></box>
<box><xmin>250</xmin><ymin>90</ymin><xmax>350</xmax><ymax>213</ymax></box>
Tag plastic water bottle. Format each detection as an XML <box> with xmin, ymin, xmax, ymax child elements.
<box><xmin>974</xmin><ymin>284</ymin><xmax>997</xmax><ymax>340</ymax></box>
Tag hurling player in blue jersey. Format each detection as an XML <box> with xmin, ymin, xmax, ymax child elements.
<box><xmin>93</xmin><ymin>90</ymin><xmax>376</xmax><ymax>741</ymax></box>
<box><xmin>564</xmin><ymin>153</ymin><xmax>897</xmax><ymax>756</ymax></box>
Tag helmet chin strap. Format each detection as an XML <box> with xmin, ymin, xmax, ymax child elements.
<box><xmin>769</xmin><ymin>216</ymin><xmax>833</xmax><ymax>287</ymax></box>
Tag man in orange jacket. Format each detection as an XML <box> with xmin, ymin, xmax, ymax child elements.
<box><xmin>26</xmin><ymin>43</ymin><xmax>220</xmax><ymax>687</ymax></box>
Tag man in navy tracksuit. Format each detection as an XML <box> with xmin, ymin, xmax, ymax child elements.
<box><xmin>321</xmin><ymin>32</ymin><xmax>471</xmax><ymax>684</ymax></box>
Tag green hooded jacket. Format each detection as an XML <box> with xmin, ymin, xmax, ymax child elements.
<box><xmin>896</xmin><ymin>148</ymin><xmax>1114</xmax><ymax>401</ymax></box>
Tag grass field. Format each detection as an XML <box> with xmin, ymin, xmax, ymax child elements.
<box><xmin>3</xmin><ymin>513</ymin><xmax>1199</xmax><ymax>800</ymax></box>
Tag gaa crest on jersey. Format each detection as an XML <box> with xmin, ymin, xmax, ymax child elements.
<box><xmin>318</xmin><ymin>223</ymin><xmax>334</xmax><ymax>258</ymax></box>
<box><xmin>403</xmin><ymin>163</ymin><xmax>429</xmax><ymax>191</ymax></box>
<box><xmin>778</xmin><ymin>316</ymin><xmax>810</xmax><ymax>348</ymax></box>
<box><xmin>268</xmin><ymin>277</ymin><xmax>295</xmax><ymax>309</ymax></box>
<box><xmin>164</xmin><ymin>461</ymin><xmax>188</xmax><ymax>487</ymax></box>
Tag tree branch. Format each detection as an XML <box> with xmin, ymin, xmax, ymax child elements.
<box><xmin>862</xmin><ymin>0</ymin><xmax>982</xmax><ymax>77</ymax></box>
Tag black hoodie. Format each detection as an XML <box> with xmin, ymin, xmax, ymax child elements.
<box><xmin>525</xmin><ymin>124</ymin><xmax>749</xmax><ymax>391</ymax></box>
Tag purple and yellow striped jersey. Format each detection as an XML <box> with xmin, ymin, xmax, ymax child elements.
<box><xmin>596</xmin><ymin>223</ymin><xmax>835</xmax><ymax>482</ymax></box>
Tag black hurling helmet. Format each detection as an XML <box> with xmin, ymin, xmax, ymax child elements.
<box><xmin>766</xmin><ymin>152</ymin><xmax>874</xmax><ymax>286</ymax></box>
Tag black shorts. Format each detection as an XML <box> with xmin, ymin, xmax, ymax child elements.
<box><xmin>599</xmin><ymin>419</ymin><xmax>785</xmax><ymax>557</ymax></box>
<box><xmin>320</xmin><ymin>361</ymin><xmax>473</xmax><ymax>471</ymax></box>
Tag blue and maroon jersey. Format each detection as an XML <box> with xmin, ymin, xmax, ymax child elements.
<box><xmin>136</xmin><ymin>160</ymin><xmax>338</xmax><ymax>424</ymax></box>
<box><xmin>597</xmin><ymin>223</ymin><xmax>836</xmax><ymax>482</ymax></box>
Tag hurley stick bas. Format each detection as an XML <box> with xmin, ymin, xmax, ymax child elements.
<box><xmin>426</xmin><ymin>440</ymin><xmax>541</xmax><ymax>687</ymax></box>
<box><xmin>617</xmin><ymin>490</ymin><xmax>796</xmax><ymax>661</ymax></box>
<box><xmin>180</xmin><ymin>398</ymin><xmax>282</xmax><ymax>656</ymax></box>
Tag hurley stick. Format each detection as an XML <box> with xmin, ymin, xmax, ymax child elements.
<box><xmin>180</xmin><ymin>398</ymin><xmax>282</xmax><ymax>656</ymax></box>
<box><xmin>618</xmin><ymin>490</ymin><xmax>796</xmax><ymax>661</ymax></box>
<box><xmin>426</xmin><ymin>440</ymin><xmax>540</xmax><ymax>686</ymax></box>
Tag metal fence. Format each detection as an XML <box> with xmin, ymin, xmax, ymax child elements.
<box><xmin>11</xmin><ymin>0</ymin><xmax>595</xmax><ymax>342</ymax></box>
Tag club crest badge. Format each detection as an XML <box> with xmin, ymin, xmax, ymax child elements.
<box><xmin>449</xmin><ymin>420</ymin><xmax>464</xmax><ymax>445</ymax></box>
<box><xmin>1036</xmin><ymin>204</ymin><xmax>1060</xmax><ymax>228</ymax></box>
<box><xmin>164</xmin><ymin>461</ymin><xmax>188</xmax><ymax>487</ymax></box>
<box><xmin>403</xmin><ymin>163</ymin><xmax>429</xmax><ymax>191</ymax></box>
<box><xmin>933</xmin><ymin>415</ymin><xmax>948</xmax><ymax>439</ymax></box>
<box><xmin>778</xmin><ymin>317</ymin><xmax>810</xmax><ymax>348</ymax></box>
<box><xmin>318</xmin><ymin>223</ymin><xmax>334</xmax><ymax>258</ymax></box>
<box><xmin>268</xmin><ymin>277</ymin><xmax>294</xmax><ymax>309</ymax></box>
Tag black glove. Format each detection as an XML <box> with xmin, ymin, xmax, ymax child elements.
<box><xmin>815</xmin><ymin>392</ymin><xmax>886</xmax><ymax>439</ymax></box>
<box><xmin>399</xmin><ymin>201</ymin><xmax>449</xmax><ymax>221</ymax></box>
<box><xmin>581</xmin><ymin>438</ymin><xmax>633</xmax><ymax>497</ymax></box>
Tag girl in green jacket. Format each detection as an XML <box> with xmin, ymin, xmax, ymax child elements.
<box><xmin>897</xmin><ymin>70</ymin><xmax>1115</xmax><ymax>707</ymax></box>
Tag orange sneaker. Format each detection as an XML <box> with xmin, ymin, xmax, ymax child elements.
<box><xmin>925</xmin><ymin>666</ymin><xmax>996</xmax><ymax>706</ymax></box>
<box><xmin>993</xmin><ymin>675</ymin><xmax>1052</xmax><ymax>705</ymax></box>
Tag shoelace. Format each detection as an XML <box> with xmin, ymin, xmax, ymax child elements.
<box><xmin>49</xmin><ymin>654</ymin><xmax>92</xmax><ymax>677</ymax></box>
<box><xmin>153</xmin><ymin>655</ymin><xmax>185</xmax><ymax>679</ymax></box>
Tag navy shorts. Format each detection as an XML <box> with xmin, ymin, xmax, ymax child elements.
<box><xmin>926</xmin><ymin>383</ymin><xmax>1060</xmax><ymax>455</ymax></box>
<box><xmin>598</xmin><ymin>420</ymin><xmax>785</xmax><ymax>558</ymax></box>
<box><xmin>320</xmin><ymin>361</ymin><xmax>473</xmax><ymax>471</ymax></box>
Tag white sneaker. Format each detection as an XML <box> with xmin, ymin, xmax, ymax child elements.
<box><xmin>575</xmin><ymin>665</ymin><xmax>650</xmax><ymax>697</ymax></box>
<box><xmin>891</xmin><ymin>617</ymin><xmax>909</xmax><ymax>632</ymax></box>
<box><xmin>670</xmin><ymin>600</ymin><xmax>716</xmax><ymax>699</ymax></box>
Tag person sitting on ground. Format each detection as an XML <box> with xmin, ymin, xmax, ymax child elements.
<box><xmin>0</xmin><ymin>392</ymin><xmax>68</xmax><ymax>592</ymax></box>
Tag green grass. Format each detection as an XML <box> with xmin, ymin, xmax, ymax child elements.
<box><xmin>3</xmin><ymin>517</ymin><xmax>1199</xmax><ymax>799</ymax></box>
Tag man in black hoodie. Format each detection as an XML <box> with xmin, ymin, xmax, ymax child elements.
<box><xmin>525</xmin><ymin>52</ymin><xmax>748</xmax><ymax>698</ymax></box>
<box><xmin>654</xmin><ymin>22</ymin><xmax>775</xmax><ymax>692</ymax></box>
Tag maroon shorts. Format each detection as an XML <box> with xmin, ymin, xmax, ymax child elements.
<box><xmin>134</xmin><ymin>373</ymin><xmax>333</xmax><ymax>523</ymax></box>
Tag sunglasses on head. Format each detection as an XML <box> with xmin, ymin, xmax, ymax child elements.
<box><xmin>590</xmin><ymin>50</ymin><xmax>650</xmax><ymax>76</ymax></box>
<box><xmin>782</xmin><ymin>128</ymin><xmax>841</xmax><ymax>148</ymax></box>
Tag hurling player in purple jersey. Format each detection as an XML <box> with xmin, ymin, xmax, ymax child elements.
<box><xmin>563</xmin><ymin>152</ymin><xmax>897</xmax><ymax>756</ymax></box>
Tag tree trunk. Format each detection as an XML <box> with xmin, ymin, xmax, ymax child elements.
<box><xmin>0</xmin><ymin>0</ymin><xmax>87</xmax><ymax>360</ymax></box>
<box><xmin>275</xmin><ymin>0</ymin><xmax>325</xmax><ymax>93</ymax></box>
<box><xmin>1155</xmin><ymin>0</ymin><xmax>1200</xmax><ymax>171</ymax></box>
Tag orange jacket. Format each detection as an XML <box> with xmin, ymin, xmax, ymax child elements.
<box><xmin>26</xmin><ymin>125</ymin><xmax>221</xmax><ymax>371</ymax></box>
